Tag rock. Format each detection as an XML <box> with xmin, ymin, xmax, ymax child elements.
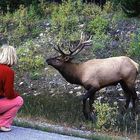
<box><xmin>97</xmin><ymin>96</ymin><xmax>104</xmax><ymax>101</ymax></box>
<box><xmin>74</xmin><ymin>86</ymin><xmax>82</xmax><ymax>90</ymax></box>
<box><xmin>117</xmin><ymin>88</ymin><xmax>122</xmax><ymax>92</ymax></box>
<box><xmin>76</xmin><ymin>91</ymin><xmax>82</xmax><ymax>96</ymax></box>
<box><xmin>118</xmin><ymin>98</ymin><xmax>125</xmax><ymax>102</ymax></box>
<box><xmin>33</xmin><ymin>92</ymin><xmax>41</xmax><ymax>96</ymax></box>
<box><xmin>136</xmin><ymin>91</ymin><xmax>140</xmax><ymax>95</ymax></box>
<box><xmin>39</xmin><ymin>33</ymin><xmax>44</xmax><ymax>37</ymax></box>
<box><xmin>19</xmin><ymin>82</ymin><xmax>24</xmax><ymax>86</ymax></box>
<box><xmin>69</xmin><ymin>91</ymin><xmax>74</xmax><ymax>94</ymax></box>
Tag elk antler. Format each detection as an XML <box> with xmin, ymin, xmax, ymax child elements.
<box><xmin>53</xmin><ymin>33</ymin><xmax>92</xmax><ymax>56</ymax></box>
<box><xmin>69</xmin><ymin>32</ymin><xmax>92</xmax><ymax>56</ymax></box>
<box><xmin>53</xmin><ymin>41</ymin><xmax>66</xmax><ymax>56</ymax></box>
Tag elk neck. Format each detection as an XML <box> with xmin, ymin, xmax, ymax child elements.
<box><xmin>57</xmin><ymin>62</ymin><xmax>82</xmax><ymax>85</ymax></box>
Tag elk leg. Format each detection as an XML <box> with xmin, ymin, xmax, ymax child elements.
<box><xmin>83</xmin><ymin>87</ymin><xmax>97</xmax><ymax>120</ymax></box>
<box><xmin>125</xmin><ymin>93</ymin><xmax>131</xmax><ymax>109</ymax></box>
<box><xmin>126</xmin><ymin>85</ymin><xmax>138</xmax><ymax>117</ymax></box>
<box><xmin>83</xmin><ymin>99</ymin><xmax>88</xmax><ymax>120</ymax></box>
<box><xmin>128</xmin><ymin>86</ymin><xmax>138</xmax><ymax>110</ymax></box>
<box><xmin>89</xmin><ymin>95</ymin><xmax>97</xmax><ymax>121</ymax></box>
<box><xmin>121</xmin><ymin>81</ymin><xmax>138</xmax><ymax>111</ymax></box>
<box><xmin>120</xmin><ymin>81</ymin><xmax>131</xmax><ymax>109</ymax></box>
<box><xmin>89</xmin><ymin>95</ymin><xmax>95</xmax><ymax>113</ymax></box>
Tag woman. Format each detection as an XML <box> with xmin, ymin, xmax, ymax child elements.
<box><xmin>0</xmin><ymin>45</ymin><xmax>24</xmax><ymax>132</ymax></box>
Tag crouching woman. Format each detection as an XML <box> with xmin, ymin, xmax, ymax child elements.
<box><xmin>0</xmin><ymin>45</ymin><xmax>24</xmax><ymax>132</ymax></box>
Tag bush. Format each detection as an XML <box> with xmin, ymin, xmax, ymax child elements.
<box><xmin>128</xmin><ymin>30</ymin><xmax>140</xmax><ymax>58</ymax></box>
<box><xmin>0</xmin><ymin>4</ymin><xmax>44</xmax><ymax>45</ymax></box>
<box><xmin>87</xmin><ymin>16</ymin><xmax>109</xmax><ymax>34</ymax></box>
<box><xmin>17</xmin><ymin>40</ymin><xmax>45</xmax><ymax>75</ymax></box>
<box><xmin>94</xmin><ymin>101</ymin><xmax>117</xmax><ymax>129</ymax></box>
<box><xmin>91</xmin><ymin>33</ymin><xmax>109</xmax><ymax>52</ymax></box>
<box><xmin>86</xmin><ymin>13</ymin><xmax>109</xmax><ymax>53</ymax></box>
<box><xmin>81</xmin><ymin>4</ymin><xmax>102</xmax><ymax>20</ymax></box>
<box><xmin>50</xmin><ymin>0</ymin><xmax>83</xmax><ymax>42</ymax></box>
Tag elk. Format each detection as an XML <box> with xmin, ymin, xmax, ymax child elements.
<box><xmin>46</xmin><ymin>34</ymin><xmax>139</xmax><ymax>120</ymax></box>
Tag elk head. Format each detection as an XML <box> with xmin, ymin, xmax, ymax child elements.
<box><xmin>46</xmin><ymin>33</ymin><xmax>92</xmax><ymax>69</ymax></box>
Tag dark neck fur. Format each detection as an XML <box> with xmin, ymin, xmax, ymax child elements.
<box><xmin>56</xmin><ymin>63</ymin><xmax>82</xmax><ymax>85</ymax></box>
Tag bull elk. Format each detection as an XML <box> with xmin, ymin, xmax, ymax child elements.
<box><xmin>46</xmin><ymin>33</ymin><xmax>139</xmax><ymax>120</ymax></box>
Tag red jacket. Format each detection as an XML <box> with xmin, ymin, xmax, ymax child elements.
<box><xmin>0</xmin><ymin>64</ymin><xmax>19</xmax><ymax>99</ymax></box>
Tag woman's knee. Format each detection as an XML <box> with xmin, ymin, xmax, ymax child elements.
<box><xmin>15</xmin><ymin>96</ymin><xmax>24</xmax><ymax>107</ymax></box>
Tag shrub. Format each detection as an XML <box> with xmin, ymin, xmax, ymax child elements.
<box><xmin>128</xmin><ymin>30</ymin><xmax>140</xmax><ymax>58</ymax></box>
<box><xmin>86</xmin><ymin>14</ymin><xmax>109</xmax><ymax>53</ymax></box>
<box><xmin>0</xmin><ymin>4</ymin><xmax>44</xmax><ymax>45</ymax></box>
<box><xmin>81</xmin><ymin>4</ymin><xmax>102</xmax><ymax>20</ymax></box>
<box><xmin>91</xmin><ymin>33</ymin><xmax>109</xmax><ymax>52</ymax></box>
<box><xmin>87</xmin><ymin>16</ymin><xmax>109</xmax><ymax>34</ymax></box>
<box><xmin>94</xmin><ymin>100</ymin><xmax>117</xmax><ymax>129</ymax></box>
<box><xmin>50</xmin><ymin>0</ymin><xmax>83</xmax><ymax>42</ymax></box>
<box><xmin>17</xmin><ymin>40</ymin><xmax>45</xmax><ymax>75</ymax></box>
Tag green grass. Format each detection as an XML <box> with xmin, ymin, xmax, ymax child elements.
<box><xmin>19</xmin><ymin>92</ymin><xmax>84</xmax><ymax>125</ymax></box>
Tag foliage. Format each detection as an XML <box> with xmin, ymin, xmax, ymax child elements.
<box><xmin>0</xmin><ymin>4</ymin><xmax>46</xmax><ymax>45</ymax></box>
<box><xmin>91</xmin><ymin>32</ymin><xmax>109</xmax><ymax>53</ymax></box>
<box><xmin>94</xmin><ymin>101</ymin><xmax>117</xmax><ymax>129</ymax></box>
<box><xmin>86</xmin><ymin>13</ymin><xmax>109</xmax><ymax>52</ymax></box>
<box><xmin>81</xmin><ymin>4</ymin><xmax>102</xmax><ymax>20</ymax></box>
<box><xmin>103</xmin><ymin>1</ymin><xmax>114</xmax><ymax>13</ymax></box>
<box><xmin>87</xmin><ymin>16</ymin><xmax>109</xmax><ymax>34</ymax></box>
<box><xmin>50</xmin><ymin>0</ymin><xmax>110</xmax><ymax>51</ymax></box>
<box><xmin>128</xmin><ymin>30</ymin><xmax>140</xmax><ymax>57</ymax></box>
<box><xmin>50</xmin><ymin>0</ymin><xmax>83</xmax><ymax>42</ymax></box>
<box><xmin>17</xmin><ymin>40</ymin><xmax>45</xmax><ymax>74</ymax></box>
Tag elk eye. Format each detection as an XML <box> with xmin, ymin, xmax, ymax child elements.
<box><xmin>64</xmin><ymin>56</ymin><xmax>70</xmax><ymax>61</ymax></box>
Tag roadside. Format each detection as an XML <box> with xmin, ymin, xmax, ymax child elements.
<box><xmin>0</xmin><ymin>126</ymin><xmax>87</xmax><ymax>140</ymax></box>
<box><xmin>13</xmin><ymin>117</ymin><xmax>129</xmax><ymax>140</ymax></box>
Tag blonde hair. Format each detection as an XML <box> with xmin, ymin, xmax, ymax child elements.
<box><xmin>0</xmin><ymin>45</ymin><xmax>17</xmax><ymax>66</ymax></box>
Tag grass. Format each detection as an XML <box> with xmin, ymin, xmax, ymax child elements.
<box><xmin>19</xmin><ymin>92</ymin><xmax>84</xmax><ymax>125</ymax></box>
<box><xmin>17</xmin><ymin>90</ymin><xmax>140</xmax><ymax>139</ymax></box>
<box><xmin>14</xmin><ymin>117</ymin><xmax>127</xmax><ymax>140</ymax></box>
